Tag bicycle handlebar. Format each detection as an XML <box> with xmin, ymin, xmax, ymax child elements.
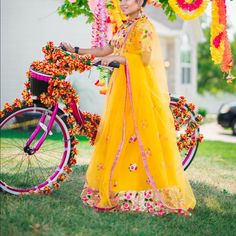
<box><xmin>58</xmin><ymin>45</ymin><xmax>120</xmax><ymax>69</ymax></box>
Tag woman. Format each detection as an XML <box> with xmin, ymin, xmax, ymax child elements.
<box><xmin>61</xmin><ymin>0</ymin><xmax>196</xmax><ymax>217</ymax></box>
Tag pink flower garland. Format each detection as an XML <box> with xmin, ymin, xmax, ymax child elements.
<box><xmin>89</xmin><ymin>0</ymin><xmax>109</xmax><ymax>47</ymax></box>
<box><xmin>176</xmin><ymin>0</ymin><xmax>203</xmax><ymax>11</ymax></box>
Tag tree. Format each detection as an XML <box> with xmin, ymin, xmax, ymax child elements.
<box><xmin>58</xmin><ymin>0</ymin><xmax>94</xmax><ymax>23</ymax></box>
<box><xmin>57</xmin><ymin>0</ymin><xmax>177</xmax><ymax>23</ymax></box>
<box><xmin>197</xmin><ymin>27</ymin><xmax>236</xmax><ymax>94</ymax></box>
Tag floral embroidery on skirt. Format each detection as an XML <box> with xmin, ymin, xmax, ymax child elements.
<box><xmin>80</xmin><ymin>184</ymin><xmax>192</xmax><ymax>217</ymax></box>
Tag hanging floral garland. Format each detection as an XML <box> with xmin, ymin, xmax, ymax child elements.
<box><xmin>210</xmin><ymin>0</ymin><xmax>235</xmax><ymax>83</ymax></box>
<box><xmin>88</xmin><ymin>0</ymin><xmax>112</xmax><ymax>95</ymax></box>
<box><xmin>168</xmin><ymin>0</ymin><xmax>235</xmax><ymax>83</ymax></box>
<box><xmin>106</xmin><ymin>0</ymin><xmax>127</xmax><ymax>35</ymax></box>
<box><xmin>168</xmin><ymin>0</ymin><xmax>209</xmax><ymax>20</ymax></box>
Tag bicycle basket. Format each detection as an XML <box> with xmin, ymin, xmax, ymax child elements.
<box><xmin>29</xmin><ymin>67</ymin><xmax>52</xmax><ymax>96</ymax></box>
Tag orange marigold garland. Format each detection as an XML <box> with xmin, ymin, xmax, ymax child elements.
<box><xmin>78</xmin><ymin>111</ymin><xmax>101</xmax><ymax>145</ymax></box>
<box><xmin>1</xmin><ymin>42</ymin><xmax>203</xmax><ymax>194</ymax></box>
<box><xmin>0</xmin><ymin>41</ymin><xmax>96</xmax><ymax>194</ymax></box>
<box><xmin>210</xmin><ymin>0</ymin><xmax>235</xmax><ymax>83</ymax></box>
<box><xmin>170</xmin><ymin>96</ymin><xmax>204</xmax><ymax>152</ymax></box>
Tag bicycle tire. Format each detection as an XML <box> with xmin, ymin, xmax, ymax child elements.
<box><xmin>0</xmin><ymin>102</ymin><xmax>75</xmax><ymax>194</ymax></box>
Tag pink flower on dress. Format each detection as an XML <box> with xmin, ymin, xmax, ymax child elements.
<box><xmin>123</xmin><ymin>202</ymin><xmax>130</xmax><ymax>211</ymax></box>
<box><xmin>129</xmin><ymin>135</ymin><xmax>137</xmax><ymax>143</ymax></box>
<box><xmin>145</xmin><ymin>202</ymin><xmax>154</xmax><ymax>213</ymax></box>
<box><xmin>178</xmin><ymin>209</ymin><xmax>185</xmax><ymax>215</ymax></box>
<box><xmin>124</xmin><ymin>192</ymin><xmax>133</xmax><ymax>200</ymax></box>
<box><xmin>157</xmin><ymin>209</ymin><xmax>165</xmax><ymax>216</ymax></box>
<box><xmin>87</xmin><ymin>189</ymin><xmax>93</xmax><ymax>195</ymax></box>
<box><xmin>129</xmin><ymin>164</ymin><xmax>138</xmax><ymax>171</ymax></box>
<box><xmin>82</xmin><ymin>195</ymin><xmax>89</xmax><ymax>201</ymax></box>
<box><xmin>155</xmin><ymin>200</ymin><xmax>164</xmax><ymax>209</ymax></box>
<box><xmin>148</xmin><ymin>207</ymin><xmax>154</xmax><ymax>213</ymax></box>
<box><xmin>144</xmin><ymin>190</ymin><xmax>152</xmax><ymax>200</ymax></box>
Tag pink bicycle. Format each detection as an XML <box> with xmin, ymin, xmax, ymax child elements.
<box><xmin>0</xmin><ymin>44</ymin><xmax>203</xmax><ymax>195</ymax></box>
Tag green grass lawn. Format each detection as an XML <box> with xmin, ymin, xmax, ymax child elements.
<box><xmin>1</xmin><ymin>140</ymin><xmax>236</xmax><ymax>236</ymax></box>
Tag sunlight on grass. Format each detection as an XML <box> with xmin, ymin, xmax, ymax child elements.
<box><xmin>187</xmin><ymin>140</ymin><xmax>236</xmax><ymax>194</ymax></box>
<box><xmin>1</xmin><ymin>140</ymin><xmax>236</xmax><ymax>235</ymax></box>
<box><xmin>1</xmin><ymin>166</ymin><xmax>236</xmax><ymax>236</ymax></box>
<box><xmin>204</xmin><ymin>196</ymin><xmax>223</xmax><ymax>213</ymax></box>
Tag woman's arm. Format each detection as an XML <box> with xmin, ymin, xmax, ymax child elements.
<box><xmin>78</xmin><ymin>46</ymin><xmax>114</xmax><ymax>57</ymax></box>
<box><xmin>60</xmin><ymin>42</ymin><xmax>113</xmax><ymax>57</ymax></box>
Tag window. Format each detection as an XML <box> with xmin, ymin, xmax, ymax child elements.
<box><xmin>180</xmin><ymin>34</ymin><xmax>192</xmax><ymax>84</ymax></box>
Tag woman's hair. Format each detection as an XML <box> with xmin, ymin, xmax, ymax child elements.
<box><xmin>136</xmin><ymin>0</ymin><xmax>148</xmax><ymax>7</ymax></box>
<box><xmin>142</xmin><ymin>0</ymin><xmax>148</xmax><ymax>7</ymax></box>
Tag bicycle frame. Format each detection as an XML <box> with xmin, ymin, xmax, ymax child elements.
<box><xmin>25</xmin><ymin>75</ymin><xmax>84</xmax><ymax>155</ymax></box>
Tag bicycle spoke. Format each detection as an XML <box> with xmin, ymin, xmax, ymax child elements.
<box><xmin>32</xmin><ymin>155</ymin><xmax>48</xmax><ymax>181</ymax></box>
<box><xmin>1</xmin><ymin>106</ymin><xmax>70</xmax><ymax>192</ymax></box>
<box><xmin>1</xmin><ymin>151</ymin><xmax>25</xmax><ymax>169</ymax></box>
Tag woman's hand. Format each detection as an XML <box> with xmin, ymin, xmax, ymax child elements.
<box><xmin>100</xmin><ymin>55</ymin><xmax>127</xmax><ymax>66</ymax></box>
<box><xmin>60</xmin><ymin>42</ymin><xmax>75</xmax><ymax>53</ymax></box>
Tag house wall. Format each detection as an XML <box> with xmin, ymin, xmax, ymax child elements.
<box><xmin>193</xmin><ymin>93</ymin><xmax>236</xmax><ymax>114</ymax></box>
<box><xmin>1</xmin><ymin>0</ymin><xmax>104</xmax><ymax>114</ymax></box>
<box><xmin>2</xmin><ymin>1</ymin><xmax>230</xmax><ymax>115</ymax></box>
<box><xmin>173</xmin><ymin>23</ymin><xmax>198</xmax><ymax>102</ymax></box>
<box><xmin>165</xmin><ymin>38</ymin><xmax>176</xmax><ymax>94</ymax></box>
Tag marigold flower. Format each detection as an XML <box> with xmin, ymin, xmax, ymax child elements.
<box><xmin>43</xmin><ymin>186</ymin><xmax>52</xmax><ymax>194</ymax></box>
<box><xmin>57</xmin><ymin>173</ymin><xmax>66</xmax><ymax>182</ymax></box>
<box><xmin>4</xmin><ymin>103</ymin><xmax>13</xmax><ymax>112</ymax></box>
<box><xmin>52</xmin><ymin>181</ymin><xmax>60</xmax><ymax>189</ymax></box>
<box><xmin>64</xmin><ymin>165</ymin><xmax>73</xmax><ymax>174</ymax></box>
<box><xmin>99</xmin><ymin>87</ymin><xmax>107</xmax><ymax>95</ymax></box>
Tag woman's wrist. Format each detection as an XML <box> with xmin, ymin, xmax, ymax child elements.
<box><xmin>114</xmin><ymin>55</ymin><xmax>127</xmax><ymax>65</ymax></box>
<box><xmin>74</xmin><ymin>47</ymin><xmax>80</xmax><ymax>54</ymax></box>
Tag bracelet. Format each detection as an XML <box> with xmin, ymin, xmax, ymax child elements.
<box><xmin>74</xmin><ymin>46</ymin><xmax>80</xmax><ymax>54</ymax></box>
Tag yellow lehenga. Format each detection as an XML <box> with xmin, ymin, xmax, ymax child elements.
<box><xmin>80</xmin><ymin>15</ymin><xmax>196</xmax><ymax>216</ymax></box>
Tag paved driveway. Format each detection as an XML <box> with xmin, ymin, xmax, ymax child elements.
<box><xmin>200</xmin><ymin>122</ymin><xmax>236</xmax><ymax>143</ymax></box>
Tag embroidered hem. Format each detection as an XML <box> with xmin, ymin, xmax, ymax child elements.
<box><xmin>80</xmin><ymin>184</ymin><xmax>193</xmax><ymax>217</ymax></box>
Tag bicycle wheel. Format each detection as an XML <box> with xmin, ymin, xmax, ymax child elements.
<box><xmin>170</xmin><ymin>97</ymin><xmax>200</xmax><ymax>170</ymax></box>
<box><xmin>0</xmin><ymin>103</ymin><xmax>73</xmax><ymax>194</ymax></box>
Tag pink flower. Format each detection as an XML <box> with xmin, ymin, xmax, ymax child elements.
<box><xmin>144</xmin><ymin>190</ymin><xmax>152</xmax><ymax>199</ymax></box>
<box><xmin>124</xmin><ymin>192</ymin><xmax>133</xmax><ymax>200</ymax></box>
<box><xmin>82</xmin><ymin>195</ymin><xmax>89</xmax><ymax>201</ymax></box>
<box><xmin>155</xmin><ymin>201</ymin><xmax>164</xmax><ymax>209</ymax></box>
<box><xmin>148</xmin><ymin>207</ymin><xmax>154</xmax><ymax>213</ymax></box>
<box><xmin>226</xmin><ymin>74</ymin><xmax>235</xmax><ymax>84</ymax></box>
<box><xmin>145</xmin><ymin>202</ymin><xmax>154</xmax><ymax>213</ymax></box>
<box><xmin>87</xmin><ymin>189</ymin><xmax>93</xmax><ymax>194</ymax></box>
<box><xmin>129</xmin><ymin>135</ymin><xmax>137</xmax><ymax>143</ymax></box>
<box><xmin>68</xmin><ymin>0</ymin><xmax>76</xmax><ymax>3</ymax></box>
<box><xmin>123</xmin><ymin>203</ymin><xmax>130</xmax><ymax>211</ymax></box>
<box><xmin>157</xmin><ymin>209</ymin><xmax>165</xmax><ymax>216</ymax></box>
<box><xmin>145</xmin><ymin>202</ymin><xmax>153</xmax><ymax>208</ymax></box>
<box><xmin>178</xmin><ymin>209</ymin><xmax>185</xmax><ymax>215</ymax></box>
<box><xmin>129</xmin><ymin>164</ymin><xmax>138</xmax><ymax>171</ymax></box>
